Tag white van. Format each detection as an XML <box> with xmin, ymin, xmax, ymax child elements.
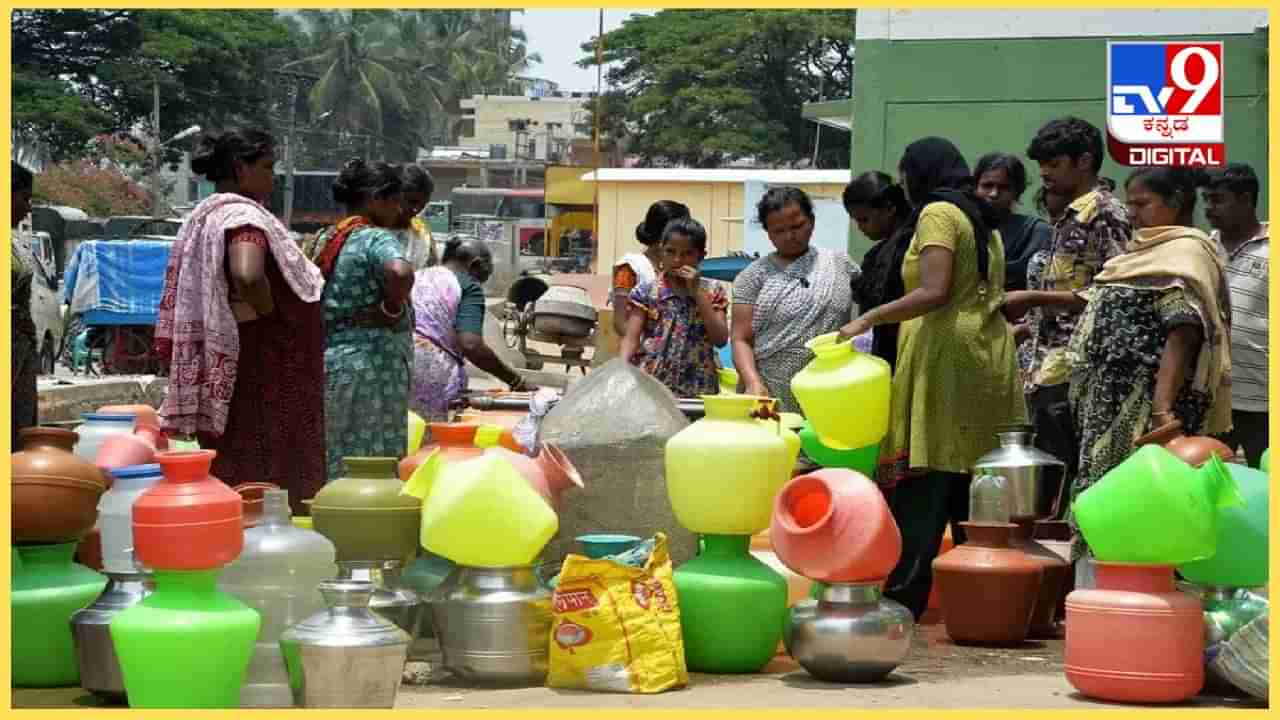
<box><xmin>21</xmin><ymin>230</ymin><xmax>65</xmax><ymax>374</ymax></box>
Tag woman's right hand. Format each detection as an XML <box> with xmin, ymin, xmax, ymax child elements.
<box><xmin>744</xmin><ymin>379</ymin><xmax>768</xmax><ymax>397</ymax></box>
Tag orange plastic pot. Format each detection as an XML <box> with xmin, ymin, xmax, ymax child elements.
<box><xmin>97</xmin><ymin>404</ymin><xmax>159</xmax><ymax>430</ymax></box>
<box><xmin>132</xmin><ymin>450</ymin><xmax>244</xmax><ymax>571</ymax></box>
<box><xmin>1065</xmin><ymin>563</ymin><xmax>1203</xmax><ymax>703</ymax></box>
<box><xmin>398</xmin><ymin>423</ymin><xmax>484</xmax><ymax>481</ymax></box>
<box><xmin>484</xmin><ymin>445</ymin><xmax>584</xmax><ymax>511</ymax></box>
<box><xmin>770</xmin><ymin>469</ymin><xmax>902</xmax><ymax>583</ymax></box>
<box><xmin>94</xmin><ymin>423</ymin><xmax>163</xmax><ymax>471</ymax></box>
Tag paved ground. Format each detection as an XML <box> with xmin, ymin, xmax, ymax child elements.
<box><xmin>13</xmin><ymin>624</ymin><xmax>1265</xmax><ymax>709</ymax></box>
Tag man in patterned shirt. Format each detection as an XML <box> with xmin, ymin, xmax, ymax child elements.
<box><xmin>1202</xmin><ymin>163</ymin><xmax>1269</xmax><ymax>466</ymax></box>
<box><xmin>1003</xmin><ymin>117</ymin><xmax>1131</xmax><ymax>494</ymax></box>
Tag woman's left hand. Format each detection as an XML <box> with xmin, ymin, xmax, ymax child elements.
<box><xmin>837</xmin><ymin>315</ymin><xmax>873</xmax><ymax>342</ymax></box>
<box><xmin>354</xmin><ymin>300</ymin><xmax>406</xmax><ymax>329</ymax></box>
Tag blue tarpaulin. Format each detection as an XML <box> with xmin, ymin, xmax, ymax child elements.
<box><xmin>63</xmin><ymin>240</ymin><xmax>171</xmax><ymax>325</ymax></box>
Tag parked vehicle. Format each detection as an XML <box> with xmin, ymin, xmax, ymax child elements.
<box><xmin>31</xmin><ymin>205</ymin><xmax>99</xmax><ymax>278</ymax></box>
<box><xmin>104</xmin><ymin>216</ymin><xmax>184</xmax><ymax>241</ymax></box>
<box><xmin>21</xmin><ymin>230</ymin><xmax>66</xmax><ymax>374</ymax></box>
<box><xmin>62</xmin><ymin>239</ymin><xmax>170</xmax><ymax>376</ymax></box>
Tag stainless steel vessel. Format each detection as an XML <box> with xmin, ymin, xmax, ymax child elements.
<box><xmin>430</xmin><ymin>565</ymin><xmax>552</xmax><ymax>686</ymax></box>
<box><xmin>784</xmin><ymin>582</ymin><xmax>914</xmax><ymax>682</ymax></box>
<box><xmin>279</xmin><ymin>580</ymin><xmax>411</xmax><ymax>708</ymax></box>
<box><xmin>337</xmin><ymin>560</ymin><xmax>427</xmax><ymax>651</ymax></box>
<box><xmin>973</xmin><ymin>425</ymin><xmax>1066</xmax><ymax>521</ymax></box>
<box><xmin>69</xmin><ymin>572</ymin><xmax>153</xmax><ymax>702</ymax></box>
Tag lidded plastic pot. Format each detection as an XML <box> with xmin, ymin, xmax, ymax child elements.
<box><xmin>75</xmin><ymin>413</ymin><xmax>137</xmax><ymax>462</ymax></box>
<box><xmin>310</xmin><ymin>457</ymin><xmax>421</xmax><ymax>564</ymax></box>
<box><xmin>99</xmin><ymin>464</ymin><xmax>165</xmax><ymax>574</ymax></box>
<box><xmin>131</xmin><ymin>450</ymin><xmax>244</xmax><ymax>571</ymax></box>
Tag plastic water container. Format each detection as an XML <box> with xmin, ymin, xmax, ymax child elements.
<box><xmin>790</xmin><ymin>333</ymin><xmax>890</xmax><ymax>450</ymax></box>
<box><xmin>219</xmin><ymin>489</ymin><xmax>337</xmax><ymax>707</ymax></box>
<box><xmin>1179</xmin><ymin>463</ymin><xmax>1269</xmax><ymax>588</ymax></box>
<box><xmin>408</xmin><ymin>411</ymin><xmax>426</xmax><ymax>455</ymax></box>
<box><xmin>75</xmin><ymin>413</ymin><xmax>136</xmax><ymax>462</ymax></box>
<box><xmin>403</xmin><ymin>451</ymin><xmax>558</xmax><ymax>567</ymax></box>
<box><xmin>1073</xmin><ymin>447</ymin><xmax>1242</xmax><ymax>565</ymax></box>
<box><xmin>98</xmin><ymin>464</ymin><xmax>165</xmax><ymax>573</ymax></box>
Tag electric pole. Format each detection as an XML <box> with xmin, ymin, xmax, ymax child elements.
<box><xmin>283</xmin><ymin>78</ymin><xmax>299</xmax><ymax>229</ymax></box>
<box><xmin>152</xmin><ymin>76</ymin><xmax>162</xmax><ymax>218</ymax></box>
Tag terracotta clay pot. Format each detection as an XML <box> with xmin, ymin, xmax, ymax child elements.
<box><xmin>132</xmin><ymin>450</ymin><xmax>244</xmax><ymax>571</ymax></box>
<box><xmin>12</xmin><ymin>427</ymin><xmax>110</xmax><ymax>543</ymax></box>
<box><xmin>931</xmin><ymin>522</ymin><xmax>1042</xmax><ymax>646</ymax></box>
<box><xmin>770</xmin><ymin>469</ymin><xmax>902</xmax><ymax>583</ymax></box>
<box><xmin>233</xmin><ymin>482</ymin><xmax>281</xmax><ymax>528</ymax></box>
<box><xmin>398</xmin><ymin>423</ymin><xmax>484</xmax><ymax>481</ymax></box>
<box><xmin>98</xmin><ymin>404</ymin><xmax>159</xmax><ymax>430</ymax></box>
<box><xmin>1011</xmin><ymin>519</ymin><xmax>1070</xmax><ymax>638</ymax></box>
<box><xmin>485</xmin><ymin>444</ymin><xmax>584</xmax><ymax>511</ymax></box>
<box><xmin>94</xmin><ymin>423</ymin><xmax>163</xmax><ymax>471</ymax></box>
<box><xmin>1136</xmin><ymin>419</ymin><xmax>1235</xmax><ymax>467</ymax></box>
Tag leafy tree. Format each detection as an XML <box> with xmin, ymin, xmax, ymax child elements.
<box><xmin>578</xmin><ymin>10</ymin><xmax>855</xmax><ymax>167</ymax></box>
<box><xmin>33</xmin><ymin>161</ymin><xmax>158</xmax><ymax>217</ymax></box>
<box><xmin>12</xmin><ymin>10</ymin><xmax>306</xmax><ymax>162</ymax></box>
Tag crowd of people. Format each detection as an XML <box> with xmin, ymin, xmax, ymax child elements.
<box><xmin>609</xmin><ymin>116</ymin><xmax>1267</xmax><ymax>616</ymax></box>
<box><xmin>10</xmin><ymin>114</ymin><xmax>1268</xmax><ymax>617</ymax></box>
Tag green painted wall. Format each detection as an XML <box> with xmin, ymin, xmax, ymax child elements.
<box><xmin>850</xmin><ymin>33</ymin><xmax>1269</xmax><ymax>256</ymax></box>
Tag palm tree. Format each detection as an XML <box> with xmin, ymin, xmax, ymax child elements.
<box><xmin>398</xmin><ymin>10</ymin><xmax>542</xmax><ymax>144</ymax></box>
<box><xmin>284</xmin><ymin>10</ymin><xmax>409</xmax><ymax>143</ymax></box>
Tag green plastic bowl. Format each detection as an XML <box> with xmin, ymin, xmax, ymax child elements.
<box><xmin>798</xmin><ymin>421</ymin><xmax>879</xmax><ymax>476</ymax></box>
<box><xmin>576</xmin><ymin>534</ymin><xmax>642</xmax><ymax>559</ymax></box>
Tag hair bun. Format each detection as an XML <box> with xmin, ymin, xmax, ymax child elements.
<box><xmin>344</xmin><ymin>157</ymin><xmax>365</xmax><ymax>171</ymax></box>
<box><xmin>189</xmin><ymin>133</ymin><xmax>221</xmax><ymax>175</ymax></box>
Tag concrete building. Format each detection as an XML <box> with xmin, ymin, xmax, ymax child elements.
<box><xmin>805</xmin><ymin>9</ymin><xmax>1269</xmax><ymax>256</ymax></box>
<box><xmin>458</xmin><ymin>92</ymin><xmax>596</xmax><ymax>163</ymax></box>
<box><xmin>580</xmin><ymin>168</ymin><xmax>851</xmax><ymax>277</ymax></box>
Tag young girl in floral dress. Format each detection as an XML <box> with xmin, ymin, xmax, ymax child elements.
<box><xmin>619</xmin><ymin>217</ymin><xmax>730</xmax><ymax>397</ymax></box>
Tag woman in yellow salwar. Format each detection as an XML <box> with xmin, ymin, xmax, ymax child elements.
<box><xmin>838</xmin><ymin>137</ymin><xmax>1027</xmax><ymax>620</ymax></box>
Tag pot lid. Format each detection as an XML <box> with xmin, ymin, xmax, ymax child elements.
<box><xmin>132</xmin><ymin>450</ymin><xmax>243</xmax><ymax>524</ymax></box>
<box><xmin>81</xmin><ymin>413</ymin><xmax>136</xmax><ymax>423</ymax></box>
<box><xmin>311</xmin><ymin>458</ymin><xmax>419</xmax><ymax>512</ymax></box>
<box><xmin>974</xmin><ymin>425</ymin><xmax>1065</xmax><ymax>469</ymax></box>
<box><xmin>110</xmin><ymin>464</ymin><xmax>162</xmax><ymax>480</ymax></box>
<box><xmin>285</xmin><ymin>580</ymin><xmax>411</xmax><ymax>645</ymax></box>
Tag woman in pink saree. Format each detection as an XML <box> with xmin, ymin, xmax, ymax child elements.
<box><xmin>410</xmin><ymin>236</ymin><xmax>528</xmax><ymax>420</ymax></box>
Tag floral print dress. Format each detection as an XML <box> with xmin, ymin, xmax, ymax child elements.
<box><xmin>1066</xmin><ymin>284</ymin><xmax>1212</xmax><ymax>559</ymax></box>
<box><xmin>322</xmin><ymin>226</ymin><xmax>412</xmax><ymax>481</ymax></box>
<box><xmin>627</xmin><ymin>277</ymin><xmax>728</xmax><ymax>397</ymax></box>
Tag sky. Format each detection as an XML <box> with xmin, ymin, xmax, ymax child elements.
<box><xmin>517</xmin><ymin>9</ymin><xmax>655</xmax><ymax>91</ymax></box>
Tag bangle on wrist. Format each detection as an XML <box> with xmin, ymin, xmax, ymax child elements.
<box><xmin>380</xmin><ymin>300</ymin><xmax>404</xmax><ymax>319</ymax></box>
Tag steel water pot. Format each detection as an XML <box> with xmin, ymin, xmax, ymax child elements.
<box><xmin>973</xmin><ymin>425</ymin><xmax>1066</xmax><ymax>521</ymax></box>
<box><xmin>784</xmin><ymin>581</ymin><xmax>913</xmax><ymax>682</ymax></box>
<box><xmin>70</xmin><ymin>571</ymin><xmax>153</xmax><ymax>702</ymax></box>
<box><xmin>280</xmin><ymin>580</ymin><xmax>410</xmax><ymax>708</ymax></box>
<box><xmin>430</xmin><ymin>565</ymin><xmax>552</xmax><ymax>686</ymax></box>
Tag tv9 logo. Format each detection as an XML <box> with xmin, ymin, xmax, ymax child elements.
<box><xmin>1106</xmin><ymin>41</ymin><xmax>1224</xmax><ymax>167</ymax></box>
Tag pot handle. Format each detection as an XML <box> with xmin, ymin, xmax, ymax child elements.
<box><xmin>1134</xmin><ymin>419</ymin><xmax>1185</xmax><ymax>448</ymax></box>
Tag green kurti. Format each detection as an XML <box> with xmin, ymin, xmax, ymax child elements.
<box><xmin>885</xmin><ymin>202</ymin><xmax>1028</xmax><ymax>478</ymax></box>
